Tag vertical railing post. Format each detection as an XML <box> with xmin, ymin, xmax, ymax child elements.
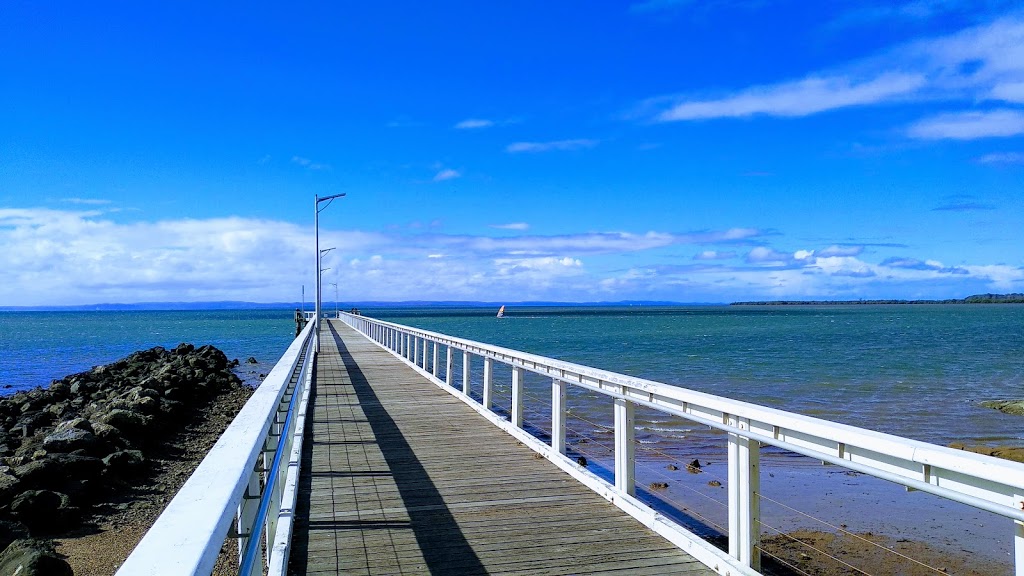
<box><xmin>482</xmin><ymin>357</ymin><xmax>493</xmax><ymax>410</ymax></box>
<box><xmin>728</xmin><ymin>415</ymin><xmax>761</xmax><ymax>571</ymax></box>
<box><xmin>237</xmin><ymin>463</ymin><xmax>261</xmax><ymax>561</ymax></box>
<box><xmin>511</xmin><ymin>366</ymin><xmax>524</xmax><ymax>428</ymax></box>
<box><xmin>462</xmin><ymin>351</ymin><xmax>471</xmax><ymax>395</ymax></box>
<box><xmin>1015</xmin><ymin>492</ymin><xmax>1024</xmax><ymax>576</ymax></box>
<box><xmin>551</xmin><ymin>378</ymin><xmax>566</xmax><ymax>455</ymax></box>
<box><xmin>432</xmin><ymin>342</ymin><xmax>439</xmax><ymax>377</ymax></box>
<box><xmin>422</xmin><ymin>339</ymin><xmax>429</xmax><ymax>370</ymax></box>
<box><xmin>413</xmin><ymin>336</ymin><xmax>420</xmax><ymax>366</ymax></box>
<box><xmin>614</xmin><ymin>397</ymin><xmax>635</xmax><ymax>495</ymax></box>
<box><xmin>445</xmin><ymin>345</ymin><xmax>454</xmax><ymax>387</ymax></box>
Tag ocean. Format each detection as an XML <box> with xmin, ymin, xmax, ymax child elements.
<box><xmin>3</xmin><ymin>304</ymin><xmax>1023</xmax><ymax>569</ymax></box>
<box><xmin>4</xmin><ymin>304</ymin><xmax>1023</xmax><ymax>449</ymax></box>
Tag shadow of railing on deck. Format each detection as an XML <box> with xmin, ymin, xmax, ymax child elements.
<box><xmin>293</xmin><ymin>322</ymin><xmax>488</xmax><ymax>575</ymax></box>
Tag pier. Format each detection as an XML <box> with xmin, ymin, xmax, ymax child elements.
<box><xmin>288</xmin><ymin>321</ymin><xmax>712</xmax><ymax>575</ymax></box>
<box><xmin>119</xmin><ymin>313</ymin><xmax>1024</xmax><ymax>576</ymax></box>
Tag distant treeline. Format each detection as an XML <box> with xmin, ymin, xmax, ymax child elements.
<box><xmin>731</xmin><ymin>293</ymin><xmax>1024</xmax><ymax>306</ymax></box>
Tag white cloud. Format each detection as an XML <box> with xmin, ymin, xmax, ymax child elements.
<box><xmin>746</xmin><ymin>247</ymin><xmax>794</xmax><ymax>265</ymax></box>
<box><xmin>506</xmin><ymin>139</ymin><xmax>599</xmax><ymax>153</ymax></box>
<box><xmin>62</xmin><ymin>198</ymin><xmax>113</xmax><ymax>206</ymax></box>
<box><xmin>657</xmin><ymin>73</ymin><xmax>926</xmax><ymax>121</ymax></box>
<box><xmin>693</xmin><ymin>250</ymin><xmax>736</xmax><ymax>260</ymax></box>
<box><xmin>455</xmin><ymin>119</ymin><xmax>495</xmax><ymax>129</ymax></box>
<box><xmin>819</xmin><ymin>245</ymin><xmax>865</xmax><ymax>257</ymax></box>
<box><xmin>433</xmin><ymin>168</ymin><xmax>461</xmax><ymax>182</ymax></box>
<box><xmin>4</xmin><ymin>208</ymin><xmax>1020</xmax><ymax>305</ymax></box>
<box><xmin>651</xmin><ymin>15</ymin><xmax>1024</xmax><ymax>126</ymax></box>
<box><xmin>491</xmin><ymin>222</ymin><xmax>530</xmax><ymax>231</ymax></box>
<box><xmin>907</xmin><ymin>109</ymin><xmax>1024</xmax><ymax>139</ymax></box>
<box><xmin>291</xmin><ymin>156</ymin><xmax>331</xmax><ymax>170</ymax></box>
<box><xmin>977</xmin><ymin>151</ymin><xmax>1024</xmax><ymax>164</ymax></box>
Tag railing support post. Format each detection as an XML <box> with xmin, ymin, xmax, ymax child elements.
<box><xmin>482</xmin><ymin>357</ymin><xmax>494</xmax><ymax>410</ymax></box>
<box><xmin>422</xmin><ymin>339</ymin><xmax>428</xmax><ymax>370</ymax></box>
<box><xmin>552</xmin><ymin>378</ymin><xmax>566</xmax><ymax>455</ymax></box>
<box><xmin>462</xmin><ymin>351</ymin><xmax>471</xmax><ymax>395</ymax></box>
<box><xmin>432</xmin><ymin>342</ymin><xmax>439</xmax><ymax>378</ymax></box>
<box><xmin>614</xmin><ymin>397</ymin><xmax>635</xmax><ymax>495</ymax></box>
<box><xmin>445</xmin><ymin>346</ymin><xmax>454</xmax><ymax>387</ymax></box>
<box><xmin>1015</xmin><ymin>491</ymin><xmax>1024</xmax><ymax>576</ymax></box>
<box><xmin>511</xmin><ymin>366</ymin><xmax>524</xmax><ymax>428</ymax></box>
<box><xmin>728</xmin><ymin>415</ymin><xmax>761</xmax><ymax>571</ymax></box>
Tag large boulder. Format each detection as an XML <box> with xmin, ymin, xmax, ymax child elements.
<box><xmin>0</xmin><ymin>539</ymin><xmax>73</xmax><ymax>576</ymax></box>
<box><xmin>9</xmin><ymin>490</ymin><xmax>76</xmax><ymax>533</ymax></box>
<box><xmin>42</xmin><ymin>427</ymin><xmax>98</xmax><ymax>454</ymax></box>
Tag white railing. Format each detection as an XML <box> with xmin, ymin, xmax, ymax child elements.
<box><xmin>340</xmin><ymin>312</ymin><xmax>1024</xmax><ymax>576</ymax></box>
<box><xmin>117</xmin><ymin>321</ymin><xmax>316</xmax><ymax>576</ymax></box>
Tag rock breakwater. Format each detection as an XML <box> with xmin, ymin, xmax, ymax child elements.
<box><xmin>0</xmin><ymin>343</ymin><xmax>253</xmax><ymax>575</ymax></box>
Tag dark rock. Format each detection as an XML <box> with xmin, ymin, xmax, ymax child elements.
<box><xmin>42</xmin><ymin>428</ymin><xmax>97</xmax><ymax>454</ymax></box>
<box><xmin>174</xmin><ymin>343</ymin><xmax>195</xmax><ymax>355</ymax></box>
<box><xmin>575</xmin><ymin>456</ymin><xmax>588</xmax><ymax>467</ymax></box>
<box><xmin>0</xmin><ymin>470</ymin><xmax>19</xmax><ymax>501</ymax></box>
<box><xmin>103</xmin><ymin>449</ymin><xmax>146</xmax><ymax>477</ymax></box>
<box><xmin>246</xmin><ymin>356</ymin><xmax>258</xmax><ymax>364</ymax></box>
<box><xmin>708</xmin><ymin>480</ymin><xmax>722</xmax><ymax>487</ymax></box>
<box><xmin>101</xmin><ymin>408</ymin><xmax>148</xmax><ymax>431</ymax></box>
<box><xmin>686</xmin><ymin>459</ymin><xmax>702</xmax><ymax>473</ymax></box>
<box><xmin>981</xmin><ymin>400</ymin><xmax>1024</xmax><ymax>416</ymax></box>
<box><xmin>12</xmin><ymin>454</ymin><xmax>105</xmax><ymax>489</ymax></box>
<box><xmin>649</xmin><ymin>482</ymin><xmax>669</xmax><ymax>489</ymax></box>
<box><xmin>667</xmin><ymin>464</ymin><xmax>678</xmax><ymax>471</ymax></box>
<box><xmin>0</xmin><ymin>520</ymin><xmax>29</xmax><ymax>557</ymax></box>
<box><xmin>0</xmin><ymin>539</ymin><xmax>73</xmax><ymax>576</ymax></box>
<box><xmin>9</xmin><ymin>490</ymin><xmax>76</xmax><ymax>533</ymax></box>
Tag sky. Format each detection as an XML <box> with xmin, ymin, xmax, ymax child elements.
<box><xmin>1</xmin><ymin>1</ymin><xmax>1023</xmax><ymax>306</ymax></box>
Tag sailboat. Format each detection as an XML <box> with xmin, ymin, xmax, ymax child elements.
<box><xmin>496</xmin><ymin>305</ymin><xmax>505</xmax><ymax>318</ymax></box>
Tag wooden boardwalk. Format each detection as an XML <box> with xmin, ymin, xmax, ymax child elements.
<box><xmin>288</xmin><ymin>319</ymin><xmax>715</xmax><ymax>576</ymax></box>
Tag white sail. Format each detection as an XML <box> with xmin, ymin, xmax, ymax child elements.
<box><xmin>496</xmin><ymin>305</ymin><xmax>505</xmax><ymax>318</ymax></box>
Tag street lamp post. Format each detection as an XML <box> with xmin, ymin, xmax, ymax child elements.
<box><xmin>315</xmin><ymin>193</ymin><xmax>345</xmax><ymax>353</ymax></box>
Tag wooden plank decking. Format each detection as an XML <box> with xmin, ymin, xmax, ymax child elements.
<box><xmin>288</xmin><ymin>319</ymin><xmax>715</xmax><ymax>575</ymax></box>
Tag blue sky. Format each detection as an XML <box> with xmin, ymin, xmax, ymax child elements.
<box><xmin>2</xmin><ymin>1</ymin><xmax>1023</xmax><ymax>305</ymax></box>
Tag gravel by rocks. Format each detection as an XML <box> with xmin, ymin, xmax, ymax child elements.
<box><xmin>0</xmin><ymin>343</ymin><xmax>255</xmax><ymax>575</ymax></box>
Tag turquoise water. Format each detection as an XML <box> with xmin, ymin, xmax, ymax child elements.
<box><xmin>368</xmin><ymin>304</ymin><xmax>1024</xmax><ymax>450</ymax></box>
<box><xmin>3</xmin><ymin>305</ymin><xmax>1023</xmax><ymax>449</ymax></box>
<box><xmin>0</xmin><ymin>309</ymin><xmax>295</xmax><ymax>390</ymax></box>
<box><xmin>3</xmin><ymin>304</ymin><xmax>1022</xmax><ymax>566</ymax></box>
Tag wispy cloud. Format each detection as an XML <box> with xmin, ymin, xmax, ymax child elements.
<box><xmin>433</xmin><ymin>168</ymin><xmax>461</xmax><ymax>182</ymax></box>
<box><xmin>977</xmin><ymin>151</ymin><xmax>1024</xmax><ymax>164</ymax></box>
<box><xmin>455</xmin><ymin>118</ymin><xmax>495</xmax><ymax>129</ymax></box>
<box><xmin>506</xmin><ymin>139</ymin><xmax>599</xmax><ymax>153</ymax></box>
<box><xmin>657</xmin><ymin>73</ymin><xmax>926</xmax><ymax>121</ymax></box>
<box><xmin>819</xmin><ymin>245</ymin><xmax>864</xmax><ymax>257</ymax></box>
<box><xmin>649</xmin><ymin>15</ymin><xmax>1024</xmax><ymax>128</ymax></box>
<box><xmin>880</xmin><ymin>257</ymin><xmax>969</xmax><ymax>274</ymax></box>
<box><xmin>907</xmin><ymin>109</ymin><xmax>1024</xmax><ymax>140</ymax></box>
<box><xmin>3</xmin><ymin>207</ymin><xmax>1022</xmax><ymax>304</ymax></box>
<box><xmin>491</xmin><ymin>222</ymin><xmax>530</xmax><ymax>231</ymax></box>
<box><xmin>932</xmin><ymin>201</ymin><xmax>997</xmax><ymax>211</ymax></box>
<box><xmin>61</xmin><ymin>198</ymin><xmax>113</xmax><ymax>206</ymax></box>
<box><xmin>693</xmin><ymin>250</ymin><xmax>736</xmax><ymax>260</ymax></box>
<box><xmin>291</xmin><ymin>156</ymin><xmax>331</xmax><ymax>170</ymax></box>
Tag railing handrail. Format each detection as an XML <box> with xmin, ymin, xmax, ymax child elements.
<box><xmin>342</xmin><ymin>313</ymin><xmax>1024</xmax><ymax>497</ymax></box>
<box><xmin>117</xmin><ymin>321</ymin><xmax>315</xmax><ymax>575</ymax></box>
<box><xmin>340</xmin><ymin>312</ymin><xmax>1024</xmax><ymax>575</ymax></box>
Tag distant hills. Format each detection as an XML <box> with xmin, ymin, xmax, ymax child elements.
<box><xmin>731</xmin><ymin>293</ymin><xmax>1024</xmax><ymax>306</ymax></box>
